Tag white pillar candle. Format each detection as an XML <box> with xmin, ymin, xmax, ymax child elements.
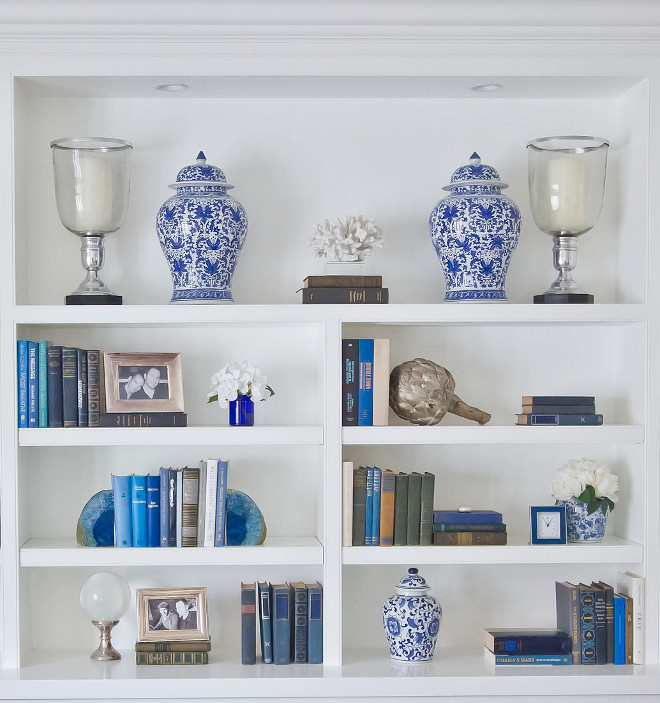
<box><xmin>73</xmin><ymin>151</ymin><xmax>114</xmax><ymax>232</ymax></box>
<box><xmin>547</xmin><ymin>157</ymin><xmax>586</xmax><ymax>233</ymax></box>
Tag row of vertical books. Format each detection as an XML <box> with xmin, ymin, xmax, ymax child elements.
<box><xmin>555</xmin><ymin>572</ymin><xmax>644</xmax><ymax>665</ymax></box>
<box><xmin>515</xmin><ymin>395</ymin><xmax>603</xmax><ymax>426</ymax></box>
<box><xmin>241</xmin><ymin>581</ymin><xmax>323</xmax><ymax>665</ymax></box>
<box><xmin>111</xmin><ymin>459</ymin><xmax>229</xmax><ymax>548</ymax></box>
<box><xmin>341</xmin><ymin>338</ymin><xmax>390</xmax><ymax>426</ymax></box>
<box><xmin>343</xmin><ymin>462</ymin><xmax>435</xmax><ymax>546</ymax></box>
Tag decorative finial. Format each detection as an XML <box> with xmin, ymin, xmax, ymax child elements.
<box><xmin>196</xmin><ymin>151</ymin><xmax>206</xmax><ymax>162</ymax></box>
<box><xmin>469</xmin><ymin>152</ymin><xmax>481</xmax><ymax>166</ymax></box>
<box><xmin>408</xmin><ymin>567</ymin><xmax>419</xmax><ymax>575</ymax></box>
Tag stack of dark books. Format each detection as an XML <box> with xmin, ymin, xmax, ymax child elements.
<box><xmin>432</xmin><ymin>509</ymin><xmax>506</xmax><ymax>545</ymax></box>
<box><xmin>515</xmin><ymin>395</ymin><xmax>602</xmax><ymax>426</ymax></box>
<box><xmin>483</xmin><ymin>628</ymin><xmax>572</xmax><ymax>666</ymax></box>
<box><xmin>135</xmin><ymin>638</ymin><xmax>211</xmax><ymax>666</ymax></box>
<box><xmin>300</xmin><ymin>275</ymin><xmax>388</xmax><ymax>304</ymax></box>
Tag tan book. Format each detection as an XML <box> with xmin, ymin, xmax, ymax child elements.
<box><xmin>379</xmin><ymin>469</ymin><xmax>395</xmax><ymax>546</ymax></box>
<box><xmin>372</xmin><ymin>339</ymin><xmax>390</xmax><ymax>426</ymax></box>
<box><xmin>433</xmin><ymin>531</ymin><xmax>507</xmax><ymax>546</ymax></box>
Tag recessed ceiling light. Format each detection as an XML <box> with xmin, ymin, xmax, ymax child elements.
<box><xmin>470</xmin><ymin>83</ymin><xmax>503</xmax><ymax>93</ymax></box>
<box><xmin>156</xmin><ymin>83</ymin><xmax>190</xmax><ymax>92</ymax></box>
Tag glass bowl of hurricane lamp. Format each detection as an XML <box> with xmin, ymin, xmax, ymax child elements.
<box><xmin>389</xmin><ymin>358</ymin><xmax>491</xmax><ymax>426</ymax></box>
<box><xmin>226</xmin><ymin>489</ymin><xmax>267</xmax><ymax>546</ymax></box>
<box><xmin>429</xmin><ymin>152</ymin><xmax>521</xmax><ymax>302</ymax></box>
<box><xmin>51</xmin><ymin>137</ymin><xmax>132</xmax><ymax>305</ymax></box>
<box><xmin>527</xmin><ymin>136</ymin><xmax>609</xmax><ymax>304</ymax></box>
<box><xmin>79</xmin><ymin>572</ymin><xmax>131</xmax><ymax>661</ymax></box>
<box><xmin>383</xmin><ymin>568</ymin><xmax>442</xmax><ymax>662</ymax></box>
<box><xmin>77</xmin><ymin>489</ymin><xmax>115</xmax><ymax>547</ymax></box>
<box><xmin>156</xmin><ymin>151</ymin><xmax>248</xmax><ymax>304</ymax></box>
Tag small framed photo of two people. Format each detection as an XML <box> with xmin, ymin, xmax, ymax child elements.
<box><xmin>137</xmin><ymin>587</ymin><xmax>209</xmax><ymax>642</ymax></box>
<box><xmin>103</xmin><ymin>352</ymin><xmax>184</xmax><ymax>413</ymax></box>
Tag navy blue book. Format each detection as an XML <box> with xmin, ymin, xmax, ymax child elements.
<box><xmin>371</xmin><ymin>467</ymin><xmax>382</xmax><ymax>547</ymax></box>
<box><xmin>241</xmin><ymin>582</ymin><xmax>257</xmax><ymax>665</ymax></box>
<box><xmin>342</xmin><ymin>338</ymin><xmax>359</xmax><ymax>426</ymax></box>
<box><xmin>591</xmin><ymin>583</ymin><xmax>607</xmax><ymax>664</ymax></box>
<box><xmin>146</xmin><ymin>473</ymin><xmax>161</xmax><ymax>547</ymax></box>
<box><xmin>516</xmin><ymin>413</ymin><xmax>603</xmax><ymax>426</ymax></box>
<box><xmin>577</xmin><ymin>584</ymin><xmax>596</xmax><ymax>664</ymax></box>
<box><xmin>27</xmin><ymin>341</ymin><xmax>38</xmax><ymax>427</ymax></box>
<box><xmin>46</xmin><ymin>345</ymin><xmax>63</xmax><ymax>428</ymax></box>
<box><xmin>61</xmin><ymin>346</ymin><xmax>78</xmax><ymax>428</ymax></box>
<box><xmin>86</xmin><ymin>349</ymin><xmax>101</xmax><ymax>427</ymax></box>
<box><xmin>17</xmin><ymin>340</ymin><xmax>28</xmax><ymax>428</ymax></box>
<box><xmin>357</xmin><ymin>338</ymin><xmax>374</xmax><ymax>425</ymax></box>
<box><xmin>365</xmin><ymin>467</ymin><xmax>374</xmax><ymax>546</ymax></box>
<box><xmin>167</xmin><ymin>468</ymin><xmax>177</xmax><ymax>547</ymax></box>
<box><xmin>76</xmin><ymin>347</ymin><xmax>88</xmax><ymax>427</ymax></box>
<box><xmin>258</xmin><ymin>581</ymin><xmax>273</xmax><ymax>664</ymax></box>
<box><xmin>272</xmin><ymin>583</ymin><xmax>291</xmax><ymax>665</ymax></box>
<box><xmin>112</xmin><ymin>474</ymin><xmax>132</xmax><ymax>548</ymax></box>
<box><xmin>433</xmin><ymin>509</ymin><xmax>502</xmax><ymax>524</ymax></box>
<box><xmin>131</xmin><ymin>474</ymin><xmax>148</xmax><ymax>547</ymax></box>
<box><xmin>522</xmin><ymin>395</ymin><xmax>595</xmax><ymax>405</ymax></box>
<box><xmin>291</xmin><ymin>582</ymin><xmax>308</xmax><ymax>663</ymax></box>
<box><xmin>38</xmin><ymin>340</ymin><xmax>48</xmax><ymax>428</ymax></box>
<box><xmin>521</xmin><ymin>403</ymin><xmax>596</xmax><ymax>415</ymax></box>
<box><xmin>485</xmin><ymin>629</ymin><xmax>571</xmax><ymax>655</ymax></box>
<box><xmin>159</xmin><ymin>467</ymin><xmax>170</xmax><ymax>547</ymax></box>
<box><xmin>307</xmin><ymin>581</ymin><xmax>323</xmax><ymax>664</ymax></box>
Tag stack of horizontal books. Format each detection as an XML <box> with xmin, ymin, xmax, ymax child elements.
<box><xmin>432</xmin><ymin>509</ymin><xmax>506</xmax><ymax>545</ymax></box>
<box><xmin>483</xmin><ymin>628</ymin><xmax>572</xmax><ymax>666</ymax></box>
<box><xmin>515</xmin><ymin>395</ymin><xmax>601</xmax><ymax>426</ymax></box>
<box><xmin>301</xmin><ymin>275</ymin><xmax>388</xmax><ymax>304</ymax></box>
<box><xmin>135</xmin><ymin>638</ymin><xmax>211</xmax><ymax>666</ymax></box>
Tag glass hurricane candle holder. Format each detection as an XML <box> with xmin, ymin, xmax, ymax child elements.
<box><xmin>527</xmin><ymin>135</ymin><xmax>609</xmax><ymax>304</ymax></box>
<box><xmin>51</xmin><ymin>137</ymin><xmax>132</xmax><ymax>305</ymax></box>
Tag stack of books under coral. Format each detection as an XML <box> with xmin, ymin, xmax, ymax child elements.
<box><xmin>515</xmin><ymin>395</ymin><xmax>602</xmax><ymax>426</ymax></box>
<box><xmin>432</xmin><ymin>509</ymin><xmax>507</xmax><ymax>545</ymax></box>
<box><xmin>301</xmin><ymin>275</ymin><xmax>389</xmax><ymax>304</ymax></box>
<box><xmin>483</xmin><ymin>628</ymin><xmax>572</xmax><ymax>666</ymax></box>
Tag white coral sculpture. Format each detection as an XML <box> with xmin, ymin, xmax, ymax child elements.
<box><xmin>308</xmin><ymin>215</ymin><xmax>384</xmax><ymax>262</ymax></box>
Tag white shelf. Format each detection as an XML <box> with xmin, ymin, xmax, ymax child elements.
<box><xmin>342</xmin><ymin>425</ymin><xmax>645</xmax><ymax>445</ymax></box>
<box><xmin>342</xmin><ymin>535</ymin><xmax>643</xmax><ymax>565</ymax></box>
<box><xmin>20</xmin><ymin>537</ymin><xmax>323</xmax><ymax>567</ymax></box>
<box><xmin>18</xmin><ymin>426</ymin><xmax>324</xmax><ymax>447</ymax></box>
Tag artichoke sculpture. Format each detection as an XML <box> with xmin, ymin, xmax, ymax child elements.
<box><xmin>389</xmin><ymin>358</ymin><xmax>491</xmax><ymax>426</ymax></box>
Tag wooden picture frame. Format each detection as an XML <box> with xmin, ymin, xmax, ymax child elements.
<box><xmin>103</xmin><ymin>352</ymin><xmax>184</xmax><ymax>413</ymax></box>
<box><xmin>137</xmin><ymin>587</ymin><xmax>209</xmax><ymax>642</ymax></box>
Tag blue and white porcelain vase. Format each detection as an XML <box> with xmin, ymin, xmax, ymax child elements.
<box><xmin>429</xmin><ymin>153</ymin><xmax>521</xmax><ymax>302</ymax></box>
<box><xmin>156</xmin><ymin>152</ymin><xmax>248</xmax><ymax>303</ymax></box>
<box><xmin>557</xmin><ymin>499</ymin><xmax>607</xmax><ymax>543</ymax></box>
<box><xmin>383</xmin><ymin>567</ymin><xmax>442</xmax><ymax>662</ymax></box>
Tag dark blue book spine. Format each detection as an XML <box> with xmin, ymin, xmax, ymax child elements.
<box><xmin>146</xmin><ymin>474</ymin><xmax>160</xmax><ymax>547</ymax></box>
<box><xmin>523</xmin><ymin>404</ymin><xmax>596</xmax><ymax>414</ymax></box>
<box><xmin>357</xmin><ymin>339</ymin><xmax>374</xmax><ymax>425</ymax></box>
<box><xmin>579</xmin><ymin>588</ymin><xmax>596</xmax><ymax>664</ymax></box>
<box><xmin>272</xmin><ymin>585</ymin><xmax>291</xmax><ymax>665</ymax></box>
<box><xmin>592</xmin><ymin>586</ymin><xmax>607</xmax><ymax>664</ymax></box>
<box><xmin>292</xmin><ymin>582</ymin><xmax>308</xmax><ymax>663</ymax></box>
<box><xmin>167</xmin><ymin>468</ymin><xmax>177</xmax><ymax>547</ymax></box>
<box><xmin>307</xmin><ymin>582</ymin><xmax>323</xmax><ymax>664</ymax></box>
<box><xmin>214</xmin><ymin>460</ymin><xmax>228</xmax><ymax>546</ymax></box>
<box><xmin>365</xmin><ymin>467</ymin><xmax>374</xmax><ymax>546</ymax></box>
<box><xmin>76</xmin><ymin>347</ymin><xmax>88</xmax><ymax>427</ymax></box>
<box><xmin>46</xmin><ymin>345</ymin><xmax>63</xmax><ymax>428</ymax></box>
<box><xmin>433</xmin><ymin>510</ymin><xmax>503</xmax><ymax>524</ymax></box>
<box><xmin>613</xmin><ymin>594</ymin><xmax>626</xmax><ymax>664</ymax></box>
<box><xmin>159</xmin><ymin>467</ymin><xmax>169</xmax><ymax>547</ymax></box>
<box><xmin>259</xmin><ymin>582</ymin><xmax>273</xmax><ymax>664</ymax></box>
<box><xmin>38</xmin><ymin>340</ymin><xmax>48</xmax><ymax>428</ymax></box>
<box><xmin>371</xmin><ymin>467</ymin><xmax>381</xmax><ymax>547</ymax></box>
<box><xmin>17</xmin><ymin>340</ymin><xmax>28</xmax><ymax>428</ymax></box>
<box><xmin>517</xmin><ymin>413</ymin><xmax>603</xmax><ymax>426</ymax></box>
<box><xmin>131</xmin><ymin>474</ymin><xmax>148</xmax><ymax>547</ymax></box>
<box><xmin>61</xmin><ymin>346</ymin><xmax>78</xmax><ymax>427</ymax></box>
<box><xmin>27</xmin><ymin>341</ymin><xmax>38</xmax><ymax>427</ymax></box>
<box><xmin>342</xmin><ymin>338</ymin><xmax>359</xmax><ymax>426</ymax></box>
<box><xmin>112</xmin><ymin>474</ymin><xmax>132</xmax><ymax>548</ymax></box>
<box><xmin>241</xmin><ymin>582</ymin><xmax>257</xmax><ymax>665</ymax></box>
<box><xmin>86</xmin><ymin>349</ymin><xmax>101</xmax><ymax>427</ymax></box>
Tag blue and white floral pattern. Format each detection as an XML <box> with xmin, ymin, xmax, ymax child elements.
<box><xmin>557</xmin><ymin>499</ymin><xmax>607</xmax><ymax>543</ymax></box>
<box><xmin>429</xmin><ymin>153</ymin><xmax>521</xmax><ymax>302</ymax></box>
<box><xmin>382</xmin><ymin>568</ymin><xmax>442</xmax><ymax>662</ymax></box>
<box><xmin>156</xmin><ymin>152</ymin><xmax>248</xmax><ymax>303</ymax></box>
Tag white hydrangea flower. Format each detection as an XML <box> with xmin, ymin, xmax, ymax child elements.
<box><xmin>208</xmin><ymin>360</ymin><xmax>274</xmax><ymax>408</ymax></box>
<box><xmin>549</xmin><ymin>457</ymin><xmax>619</xmax><ymax>510</ymax></box>
<box><xmin>308</xmin><ymin>215</ymin><xmax>384</xmax><ymax>261</ymax></box>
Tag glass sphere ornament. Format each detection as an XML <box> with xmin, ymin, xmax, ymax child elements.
<box><xmin>80</xmin><ymin>571</ymin><xmax>131</xmax><ymax>661</ymax></box>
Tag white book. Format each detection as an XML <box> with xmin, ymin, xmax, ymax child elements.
<box><xmin>342</xmin><ymin>461</ymin><xmax>354</xmax><ymax>546</ymax></box>
<box><xmin>196</xmin><ymin>459</ymin><xmax>208</xmax><ymax>547</ymax></box>
<box><xmin>372</xmin><ymin>338</ymin><xmax>390</xmax><ymax>426</ymax></box>
<box><xmin>617</xmin><ymin>571</ymin><xmax>645</xmax><ymax>664</ymax></box>
<box><xmin>203</xmin><ymin>459</ymin><xmax>218</xmax><ymax>547</ymax></box>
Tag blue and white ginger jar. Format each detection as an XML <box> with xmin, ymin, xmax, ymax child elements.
<box><xmin>156</xmin><ymin>152</ymin><xmax>248</xmax><ymax>303</ymax></box>
<box><xmin>383</xmin><ymin>567</ymin><xmax>442</xmax><ymax>662</ymax></box>
<box><xmin>557</xmin><ymin>499</ymin><xmax>607</xmax><ymax>543</ymax></box>
<box><xmin>429</xmin><ymin>152</ymin><xmax>521</xmax><ymax>302</ymax></box>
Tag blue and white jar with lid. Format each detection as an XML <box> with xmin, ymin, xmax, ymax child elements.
<box><xmin>156</xmin><ymin>151</ymin><xmax>248</xmax><ymax>303</ymax></box>
<box><xmin>383</xmin><ymin>567</ymin><xmax>442</xmax><ymax>662</ymax></box>
<box><xmin>429</xmin><ymin>153</ymin><xmax>521</xmax><ymax>302</ymax></box>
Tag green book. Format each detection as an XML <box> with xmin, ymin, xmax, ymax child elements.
<box><xmin>406</xmin><ymin>472</ymin><xmax>422</xmax><ymax>546</ymax></box>
<box><xmin>352</xmin><ymin>466</ymin><xmax>367</xmax><ymax>546</ymax></box>
<box><xmin>419</xmin><ymin>472</ymin><xmax>435</xmax><ymax>546</ymax></box>
<box><xmin>393</xmin><ymin>472</ymin><xmax>409</xmax><ymax>545</ymax></box>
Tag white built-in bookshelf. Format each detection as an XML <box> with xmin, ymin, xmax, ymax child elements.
<box><xmin>1</xmin><ymin>1</ymin><xmax>660</xmax><ymax>701</ymax></box>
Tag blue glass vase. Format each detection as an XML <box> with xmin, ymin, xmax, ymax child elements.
<box><xmin>229</xmin><ymin>395</ymin><xmax>254</xmax><ymax>426</ymax></box>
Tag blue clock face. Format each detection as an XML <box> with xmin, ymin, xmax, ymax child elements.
<box><xmin>537</xmin><ymin>511</ymin><xmax>561</xmax><ymax>539</ymax></box>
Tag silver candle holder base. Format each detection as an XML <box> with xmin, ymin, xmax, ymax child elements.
<box><xmin>66</xmin><ymin>235</ymin><xmax>122</xmax><ymax>305</ymax></box>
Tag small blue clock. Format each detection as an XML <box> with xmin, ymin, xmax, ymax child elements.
<box><xmin>530</xmin><ymin>505</ymin><xmax>567</xmax><ymax>545</ymax></box>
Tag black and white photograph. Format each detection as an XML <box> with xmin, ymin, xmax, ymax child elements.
<box><xmin>137</xmin><ymin>587</ymin><xmax>208</xmax><ymax>642</ymax></box>
<box><xmin>103</xmin><ymin>352</ymin><xmax>184</xmax><ymax>413</ymax></box>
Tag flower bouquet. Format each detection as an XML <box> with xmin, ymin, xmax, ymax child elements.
<box><xmin>550</xmin><ymin>457</ymin><xmax>619</xmax><ymax>515</ymax></box>
<box><xmin>208</xmin><ymin>361</ymin><xmax>274</xmax><ymax>425</ymax></box>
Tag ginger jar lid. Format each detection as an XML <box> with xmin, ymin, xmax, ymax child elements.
<box><xmin>395</xmin><ymin>568</ymin><xmax>431</xmax><ymax>597</ymax></box>
<box><xmin>169</xmin><ymin>151</ymin><xmax>234</xmax><ymax>190</ymax></box>
<box><xmin>442</xmin><ymin>152</ymin><xmax>508</xmax><ymax>191</ymax></box>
